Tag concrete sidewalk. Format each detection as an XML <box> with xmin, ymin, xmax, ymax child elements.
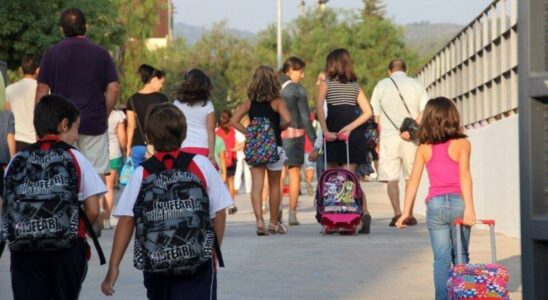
<box><xmin>0</xmin><ymin>181</ymin><xmax>522</xmax><ymax>299</ymax></box>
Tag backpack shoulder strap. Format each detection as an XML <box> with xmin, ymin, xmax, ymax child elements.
<box><xmin>173</xmin><ymin>152</ymin><xmax>195</xmax><ymax>171</ymax></box>
<box><xmin>141</xmin><ymin>156</ymin><xmax>165</xmax><ymax>176</ymax></box>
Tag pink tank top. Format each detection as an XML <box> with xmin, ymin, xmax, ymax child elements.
<box><xmin>425</xmin><ymin>141</ymin><xmax>461</xmax><ymax>201</ymax></box>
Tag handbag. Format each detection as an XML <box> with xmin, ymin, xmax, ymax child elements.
<box><xmin>380</xmin><ymin>77</ymin><xmax>420</xmax><ymax>141</ymax></box>
<box><xmin>129</xmin><ymin>97</ymin><xmax>155</xmax><ymax>158</ymax></box>
<box><xmin>119</xmin><ymin>158</ymin><xmax>134</xmax><ymax>186</ymax></box>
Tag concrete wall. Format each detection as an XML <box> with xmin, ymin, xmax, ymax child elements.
<box><xmin>404</xmin><ymin>115</ymin><xmax>520</xmax><ymax>237</ymax></box>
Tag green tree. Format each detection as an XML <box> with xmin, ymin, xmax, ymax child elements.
<box><xmin>363</xmin><ymin>0</ymin><xmax>386</xmax><ymax>19</ymax></box>
<box><xmin>0</xmin><ymin>0</ymin><xmax>123</xmax><ymax>70</ymax></box>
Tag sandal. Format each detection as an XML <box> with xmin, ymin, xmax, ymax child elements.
<box><xmin>268</xmin><ymin>222</ymin><xmax>288</xmax><ymax>234</ymax></box>
<box><xmin>256</xmin><ymin>220</ymin><xmax>268</xmax><ymax>236</ymax></box>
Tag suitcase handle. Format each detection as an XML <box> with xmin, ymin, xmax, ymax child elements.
<box><xmin>323</xmin><ymin>135</ymin><xmax>350</xmax><ymax>168</ymax></box>
<box><xmin>454</xmin><ymin>219</ymin><xmax>497</xmax><ymax>265</ymax></box>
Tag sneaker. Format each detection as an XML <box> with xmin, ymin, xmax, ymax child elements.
<box><xmin>389</xmin><ymin>215</ymin><xmax>401</xmax><ymax>227</ymax></box>
<box><xmin>404</xmin><ymin>216</ymin><xmax>418</xmax><ymax>226</ymax></box>
<box><xmin>358</xmin><ymin>214</ymin><xmax>371</xmax><ymax>234</ymax></box>
<box><xmin>228</xmin><ymin>205</ymin><xmax>238</xmax><ymax>215</ymax></box>
<box><xmin>288</xmin><ymin>210</ymin><xmax>300</xmax><ymax>226</ymax></box>
<box><xmin>103</xmin><ymin>218</ymin><xmax>113</xmax><ymax>230</ymax></box>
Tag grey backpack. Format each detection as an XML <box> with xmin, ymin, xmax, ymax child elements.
<box><xmin>133</xmin><ymin>152</ymin><xmax>224</xmax><ymax>276</ymax></box>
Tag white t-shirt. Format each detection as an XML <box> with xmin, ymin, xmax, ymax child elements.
<box><xmin>6</xmin><ymin>78</ymin><xmax>37</xmax><ymax>144</ymax></box>
<box><xmin>6</xmin><ymin>149</ymin><xmax>107</xmax><ymax>202</ymax></box>
<box><xmin>114</xmin><ymin>154</ymin><xmax>233</xmax><ymax>218</ymax></box>
<box><xmin>235</xmin><ymin>130</ymin><xmax>245</xmax><ymax>159</ymax></box>
<box><xmin>108</xmin><ymin>110</ymin><xmax>126</xmax><ymax>159</ymax></box>
<box><xmin>174</xmin><ymin>100</ymin><xmax>215</xmax><ymax>149</ymax></box>
<box><xmin>370</xmin><ymin>71</ymin><xmax>429</xmax><ymax>138</ymax></box>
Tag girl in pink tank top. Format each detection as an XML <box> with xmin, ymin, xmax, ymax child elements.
<box><xmin>394</xmin><ymin>97</ymin><xmax>477</xmax><ymax>300</ymax></box>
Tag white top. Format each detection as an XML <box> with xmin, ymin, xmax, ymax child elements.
<box><xmin>6</xmin><ymin>78</ymin><xmax>37</xmax><ymax>144</ymax></box>
<box><xmin>6</xmin><ymin>149</ymin><xmax>107</xmax><ymax>202</ymax></box>
<box><xmin>174</xmin><ymin>100</ymin><xmax>215</xmax><ymax>149</ymax></box>
<box><xmin>235</xmin><ymin>130</ymin><xmax>245</xmax><ymax>159</ymax></box>
<box><xmin>370</xmin><ymin>71</ymin><xmax>429</xmax><ymax>138</ymax></box>
<box><xmin>108</xmin><ymin>110</ymin><xmax>126</xmax><ymax>159</ymax></box>
<box><xmin>114</xmin><ymin>154</ymin><xmax>233</xmax><ymax>218</ymax></box>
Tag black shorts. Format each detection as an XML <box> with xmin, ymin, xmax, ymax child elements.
<box><xmin>10</xmin><ymin>240</ymin><xmax>88</xmax><ymax>300</ymax></box>
<box><xmin>143</xmin><ymin>260</ymin><xmax>217</xmax><ymax>300</ymax></box>
<box><xmin>226</xmin><ymin>159</ymin><xmax>237</xmax><ymax>177</ymax></box>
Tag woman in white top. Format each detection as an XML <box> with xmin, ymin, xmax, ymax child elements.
<box><xmin>174</xmin><ymin>69</ymin><xmax>216</xmax><ymax>163</ymax></box>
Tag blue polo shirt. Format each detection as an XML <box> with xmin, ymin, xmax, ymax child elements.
<box><xmin>38</xmin><ymin>37</ymin><xmax>119</xmax><ymax>135</ymax></box>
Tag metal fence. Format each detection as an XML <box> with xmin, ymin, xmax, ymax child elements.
<box><xmin>416</xmin><ymin>0</ymin><xmax>518</xmax><ymax>128</ymax></box>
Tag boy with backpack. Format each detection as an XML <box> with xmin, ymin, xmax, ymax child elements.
<box><xmin>101</xmin><ymin>103</ymin><xmax>232</xmax><ymax>300</ymax></box>
<box><xmin>0</xmin><ymin>94</ymin><xmax>106</xmax><ymax>299</ymax></box>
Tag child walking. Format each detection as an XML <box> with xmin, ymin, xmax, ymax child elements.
<box><xmin>1</xmin><ymin>94</ymin><xmax>106</xmax><ymax>300</ymax></box>
<box><xmin>231</xmin><ymin>66</ymin><xmax>291</xmax><ymax>236</ymax></box>
<box><xmin>395</xmin><ymin>97</ymin><xmax>476</xmax><ymax>300</ymax></box>
<box><xmin>102</xmin><ymin>103</ymin><xmax>232</xmax><ymax>300</ymax></box>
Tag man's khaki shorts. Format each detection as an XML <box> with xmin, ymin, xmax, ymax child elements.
<box><xmin>378</xmin><ymin>134</ymin><xmax>417</xmax><ymax>181</ymax></box>
<box><xmin>75</xmin><ymin>132</ymin><xmax>109</xmax><ymax>175</ymax></box>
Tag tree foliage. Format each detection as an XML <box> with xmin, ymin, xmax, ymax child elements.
<box><xmin>363</xmin><ymin>0</ymin><xmax>386</xmax><ymax>19</ymax></box>
<box><xmin>0</xmin><ymin>0</ymin><xmax>123</xmax><ymax>70</ymax></box>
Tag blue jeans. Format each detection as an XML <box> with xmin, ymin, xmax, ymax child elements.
<box><xmin>426</xmin><ymin>194</ymin><xmax>471</xmax><ymax>300</ymax></box>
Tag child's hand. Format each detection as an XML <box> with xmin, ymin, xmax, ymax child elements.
<box><xmin>308</xmin><ymin>150</ymin><xmax>319</xmax><ymax>162</ymax></box>
<box><xmin>463</xmin><ymin>208</ymin><xmax>476</xmax><ymax>226</ymax></box>
<box><xmin>101</xmin><ymin>266</ymin><xmax>119</xmax><ymax>296</ymax></box>
<box><xmin>395</xmin><ymin>214</ymin><xmax>409</xmax><ymax>229</ymax></box>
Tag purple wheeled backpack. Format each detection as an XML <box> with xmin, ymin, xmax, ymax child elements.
<box><xmin>315</xmin><ymin>139</ymin><xmax>364</xmax><ymax>235</ymax></box>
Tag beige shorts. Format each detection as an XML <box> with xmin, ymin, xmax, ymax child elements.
<box><xmin>266</xmin><ymin>147</ymin><xmax>287</xmax><ymax>171</ymax></box>
<box><xmin>75</xmin><ymin>132</ymin><xmax>110</xmax><ymax>175</ymax></box>
<box><xmin>378</xmin><ymin>135</ymin><xmax>417</xmax><ymax>181</ymax></box>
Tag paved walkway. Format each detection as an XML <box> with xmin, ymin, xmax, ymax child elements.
<box><xmin>0</xmin><ymin>181</ymin><xmax>522</xmax><ymax>299</ymax></box>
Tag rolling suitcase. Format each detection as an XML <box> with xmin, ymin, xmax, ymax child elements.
<box><xmin>315</xmin><ymin>136</ymin><xmax>364</xmax><ymax>235</ymax></box>
<box><xmin>447</xmin><ymin>219</ymin><xmax>510</xmax><ymax>299</ymax></box>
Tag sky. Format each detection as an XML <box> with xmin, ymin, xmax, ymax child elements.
<box><xmin>173</xmin><ymin>0</ymin><xmax>494</xmax><ymax>32</ymax></box>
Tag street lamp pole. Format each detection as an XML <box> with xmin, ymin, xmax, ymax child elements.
<box><xmin>276</xmin><ymin>0</ymin><xmax>282</xmax><ymax>69</ymax></box>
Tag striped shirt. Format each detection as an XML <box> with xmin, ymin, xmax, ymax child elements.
<box><xmin>325</xmin><ymin>80</ymin><xmax>359</xmax><ymax>106</ymax></box>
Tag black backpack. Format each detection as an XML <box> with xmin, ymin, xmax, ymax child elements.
<box><xmin>0</xmin><ymin>140</ymin><xmax>105</xmax><ymax>264</ymax></box>
<box><xmin>133</xmin><ymin>152</ymin><xmax>224</xmax><ymax>276</ymax></box>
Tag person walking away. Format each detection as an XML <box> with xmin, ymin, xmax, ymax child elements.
<box><xmin>35</xmin><ymin>8</ymin><xmax>120</xmax><ymax>235</ymax></box>
<box><xmin>230</xmin><ymin>66</ymin><xmax>291</xmax><ymax>235</ymax></box>
<box><xmin>102</xmin><ymin>103</ymin><xmax>232</xmax><ymax>300</ymax></box>
<box><xmin>303</xmin><ymin>115</ymin><xmax>316</xmax><ymax>196</ymax></box>
<box><xmin>104</xmin><ymin>109</ymin><xmax>127</xmax><ymax>230</ymax></box>
<box><xmin>278</xmin><ymin>57</ymin><xmax>317</xmax><ymax>225</ymax></box>
<box><xmin>215</xmin><ymin>135</ymin><xmax>228</xmax><ymax>183</ymax></box>
<box><xmin>175</xmin><ymin>68</ymin><xmax>216</xmax><ymax>164</ymax></box>
<box><xmin>396</xmin><ymin>97</ymin><xmax>476</xmax><ymax>300</ymax></box>
<box><xmin>217</xmin><ymin>110</ymin><xmax>239</xmax><ymax>214</ymax></box>
<box><xmin>0</xmin><ymin>72</ymin><xmax>15</xmax><ymax>195</ymax></box>
<box><xmin>6</xmin><ymin>54</ymin><xmax>40</xmax><ymax>151</ymax></box>
<box><xmin>370</xmin><ymin>59</ymin><xmax>429</xmax><ymax>227</ymax></box>
<box><xmin>316</xmin><ymin>48</ymin><xmax>372</xmax><ymax>234</ymax></box>
<box><xmin>126</xmin><ymin>64</ymin><xmax>168</xmax><ymax>167</ymax></box>
<box><xmin>1</xmin><ymin>95</ymin><xmax>106</xmax><ymax>300</ymax></box>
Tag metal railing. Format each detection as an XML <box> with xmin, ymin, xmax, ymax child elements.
<box><xmin>416</xmin><ymin>0</ymin><xmax>518</xmax><ymax>128</ymax></box>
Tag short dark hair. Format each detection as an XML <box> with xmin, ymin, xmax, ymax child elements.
<box><xmin>138</xmin><ymin>64</ymin><xmax>165</xmax><ymax>85</ymax></box>
<box><xmin>247</xmin><ymin>66</ymin><xmax>281</xmax><ymax>103</ymax></box>
<box><xmin>34</xmin><ymin>94</ymin><xmax>80</xmax><ymax>138</ymax></box>
<box><xmin>176</xmin><ymin>68</ymin><xmax>211</xmax><ymax>107</ymax></box>
<box><xmin>21</xmin><ymin>54</ymin><xmax>40</xmax><ymax>75</ymax></box>
<box><xmin>417</xmin><ymin>97</ymin><xmax>467</xmax><ymax>144</ymax></box>
<box><xmin>326</xmin><ymin>48</ymin><xmax>357</xmax><ymax>83</ymax></box>
<box><xmin>60</xmin><ymin>8</ymin><xmax>86</xmax><ymax>37</ymax></box>
<box><xmin>280</xmin><ymin>56</ymin><xmax>306</xmax><ymax>74</ymax></box>
<box><xmin>388</xmin><ymin>59</ymin><xmax>407</xmax><ymax>72</ymax></box>
<box><xmin>145</xmin><ymin>103</ymin><xmax>187</xmax><ymax>152</ymax></box>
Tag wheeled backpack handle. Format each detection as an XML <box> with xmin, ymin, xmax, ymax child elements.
<box><xmin>454</xmin><ymin>218</ymin><xmax>497</xmax><ymax>265</ymax></box>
